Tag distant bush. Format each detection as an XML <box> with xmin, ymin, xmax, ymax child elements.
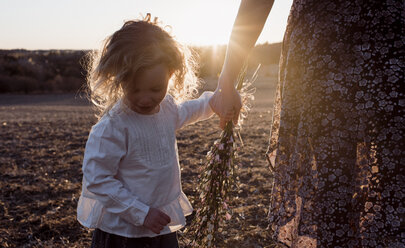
<box><xmin>0</xmin><ymin>50</ymin><xmax>88</xmax><ymax>94</ymax></box>
<box><xmin>0</xmin><ymin>43</ymin><xmax>281</xmax><ymax>94</ymax></box>
<box><xmin>192</xmin><ymin>42</ymin><xmax>281</xmax><ymax>78</ymax></box>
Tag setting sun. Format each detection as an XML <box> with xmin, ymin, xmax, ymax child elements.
<box><xmin>0</xmin><ymin>0</ymin><xmax>292</xmax><ymax>50</ymax></box>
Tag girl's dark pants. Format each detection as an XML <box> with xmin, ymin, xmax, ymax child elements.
<box><xmin>91</xmin><ymin>228</ymin><xmax>179</xmax><ymax>248</ymax></box>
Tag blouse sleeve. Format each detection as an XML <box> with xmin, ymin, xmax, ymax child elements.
<box><xmin>176</xmin><ymin>91</ymin><xmax>214</xmax><ymax>130</ymax></box>
<box><xmin>82</xmin><ymin>119</ymin><xmax>150</xmax><ymax>226</ymax></box>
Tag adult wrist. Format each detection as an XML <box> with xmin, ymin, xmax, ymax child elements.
<box><xmin>218</xmin><ymin>74</ymin><xmax>237</xmax><ymax>90</ymax></box>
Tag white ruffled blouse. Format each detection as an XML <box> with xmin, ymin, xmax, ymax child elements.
<box><xmin>77</xmin><ymin>92</ymin><xmax>214</xmax><ymax>238</ymax></box>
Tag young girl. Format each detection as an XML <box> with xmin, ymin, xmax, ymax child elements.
<box><xmin>77</xmin><ymin>14</ymin><xmax>214</xmax><ymax>248</ymax></box>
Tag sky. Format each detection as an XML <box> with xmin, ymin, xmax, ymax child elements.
<box><xmin>0</xmin><ymin>0</ymin><xmax>293</xmax><ymax>50</ymax></box>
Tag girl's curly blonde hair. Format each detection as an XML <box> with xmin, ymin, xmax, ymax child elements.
<box><xmin>85</xmin><ymin>14</ymin><xmax>200</xmax><ymax>118</ymax></box>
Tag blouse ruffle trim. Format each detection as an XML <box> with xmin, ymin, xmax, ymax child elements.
<box><xmin>77</xmin><ymin>191</ymin><xmax>193</xmax><ymax>238</ymax></box>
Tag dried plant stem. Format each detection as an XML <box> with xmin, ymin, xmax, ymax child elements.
<box><xmin>188</xmin><ymin>64</ymin><xmax>259</xmax><ymax>247</ymax></box>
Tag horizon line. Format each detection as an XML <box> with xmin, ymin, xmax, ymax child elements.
<box><xmin>0</xmin><ymin>41</ymin><xmax>283</xmax><ymax>52</ymax></box>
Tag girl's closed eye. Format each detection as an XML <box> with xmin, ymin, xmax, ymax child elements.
<box><xmin>152</xmin><ymin>87</ymin><xmax>164</xmax><ymax>92</ymax></box>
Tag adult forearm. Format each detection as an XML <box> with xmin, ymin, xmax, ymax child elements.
<box><xmin>220</xmin><ymin>0</ymin><xmax>274</xmax><ymax>87</ymax></box>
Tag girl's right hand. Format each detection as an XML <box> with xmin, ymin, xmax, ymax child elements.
<box><xmin>143</xmin><ymin>208</ymin><xmax>171</xmax><ymax>234</ymax></box>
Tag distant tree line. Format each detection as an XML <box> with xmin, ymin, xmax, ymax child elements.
<box><xmin>0</xmin><ymin>50</ymin><xmax>87</xmax><ymax>93</ymax></box>
<box><xmin>194</xmin><ymin>42</ymin><xmax>281</xmax><ymax>78</ymax></box>
<box><xmin>0</xmin><ymin>42</ymin><xmax>281</xmax><ymax>93</ymax></box>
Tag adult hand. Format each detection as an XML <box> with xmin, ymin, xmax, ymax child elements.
<box><xmin>209</xmin><ymin>78</ymin><xmax>242</xmax><ymax>129</ymax></box>
<box><xmin>142</xmin><ymin>208</ymin><xmax>171</xmax><ymax>234</ymax></box>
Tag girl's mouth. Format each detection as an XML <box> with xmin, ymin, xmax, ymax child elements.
<box><xmin>135</xmin><ymin>105</ymin><xmax>157</xmax><ymax>114</ymax></box>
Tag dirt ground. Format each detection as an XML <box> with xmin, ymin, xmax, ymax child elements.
<box><xmin>0</xmin><ymin>75</ymin><xmax>282</xmax><ymax>247</ymax></box>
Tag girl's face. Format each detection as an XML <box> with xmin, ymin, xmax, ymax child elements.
<box><xmin>124</xmin><ymin>64</ymin><xmax>171</xmax><ymax>115</ymax></box>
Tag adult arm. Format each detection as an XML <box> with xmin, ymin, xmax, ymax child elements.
<box><xmin>209</xmin><ymin>0</ymin><xmax>274</xmax><ymax>129</ymax></box>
